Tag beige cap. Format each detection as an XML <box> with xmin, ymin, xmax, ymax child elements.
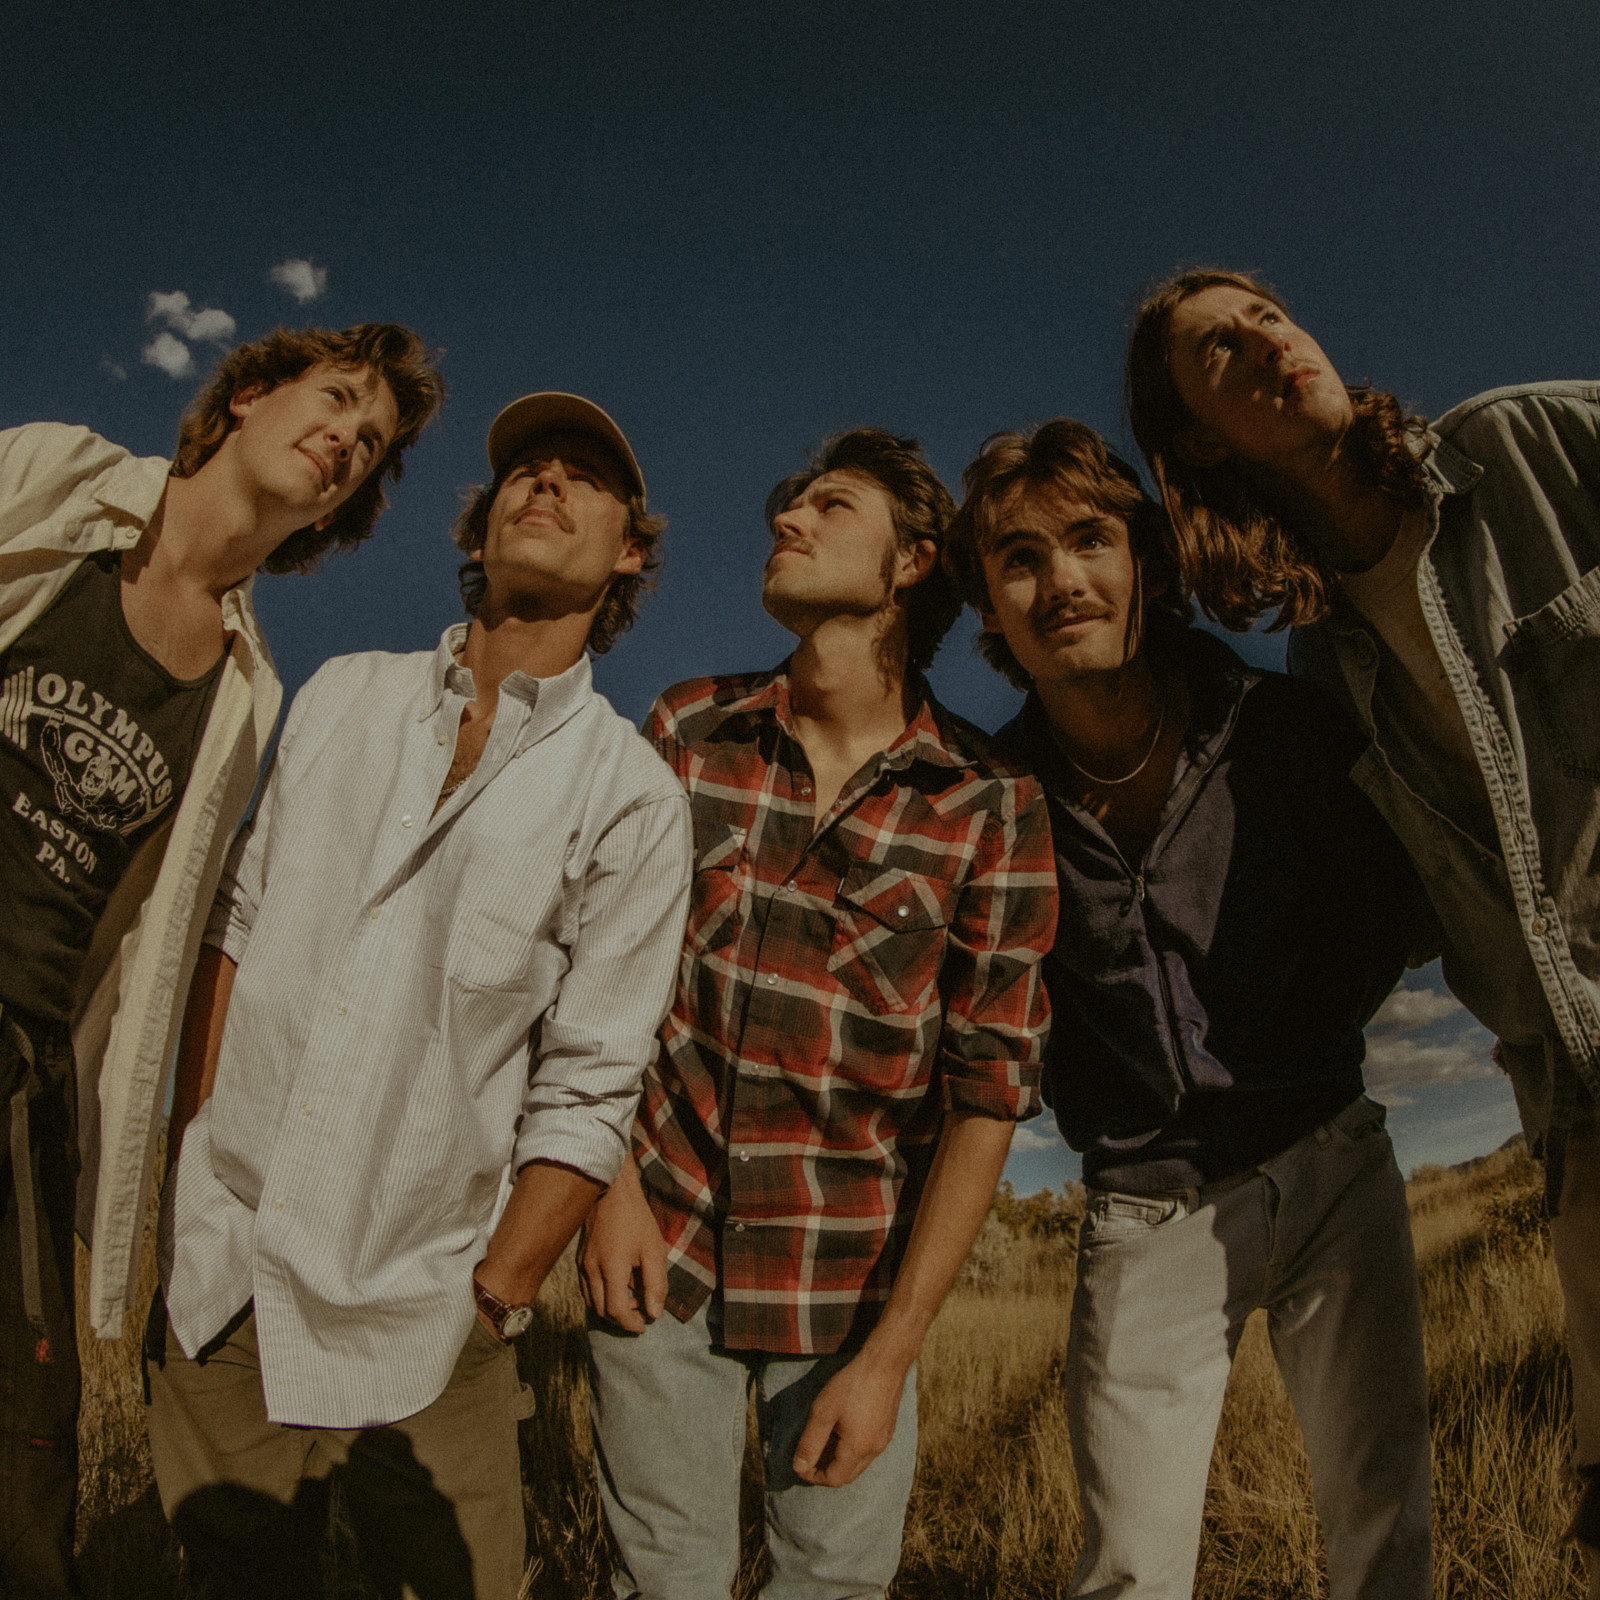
<box><xmin>485</xmin><ymin>392</ymin><xmax>645</xmax><ymax>499</ymax></box>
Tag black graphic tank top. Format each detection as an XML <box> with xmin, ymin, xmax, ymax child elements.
<box><xmin>0</xmin><ymin>551</ymin><xmax>226</xmax><ymax>1022</ymax></box>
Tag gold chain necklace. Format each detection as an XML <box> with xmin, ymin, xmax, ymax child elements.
<box><xmin>1055</xmin><ymin>693</ymin><xmax>1168</xmax><ymax>788</ymax></box>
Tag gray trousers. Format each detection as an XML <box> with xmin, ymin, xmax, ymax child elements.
<box><xmin>587</xmin><ymin>1299</ymin><xmax>918</xmax><ymax>1600</ymax></box>
<box><xmin>1066</xmin><ymin>1096</ymin><xmax>1432</xmax><ymax>1600</ymax></box>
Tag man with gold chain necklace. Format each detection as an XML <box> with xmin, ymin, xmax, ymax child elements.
<box><xmin>944</xmin><ymin>418</ymin><xmax>1438</xmax><ymax>1600</ymax></box>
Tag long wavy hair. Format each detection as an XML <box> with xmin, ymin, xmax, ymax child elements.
<box><xmin>171</xmin><ymin>323</ymin><xmax>444</xmax><ymax>574</ymax></box>
<box><xmin>1126</xmin><ymin>268</ymin><xmax>1429</xmax><ymax>630</ymax></box>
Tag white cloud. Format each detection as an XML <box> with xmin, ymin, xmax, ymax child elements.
<box><xmin>1363</xmin><ymin>1032</ymin><xmax>1497</xmax><ymax>1097</ymax></box>
<box><xmin>1364</xmin><ymin>975</ymin><xmax>1498</xmax><ymax>1098</ymax></box>
<box><xmin>100</xmin><ymin>356</ymin><xmax>127</xmax><ymax>382</ymax></box>
<box><xmin>269</xmin><ymin>258</ymin><xmax>328</xmax><ymax>303</ymax></box>
<box><xmin>141</xmin><ymin>332</ymin><xmax>194</xmax><ymax>379</ymax></box>
<box><xmin>1371</xmin><ymin>986</ymin><xmax>1463</xmax><ymax>1030</ymax></box>
<box><xmin>146</xmin><ymin>289</ymin><xmax>236</xmax><ymax>345</ymax></box>
<box><xmin>1010</xmin><ymin>1123</ymin><xmax>1059</xmax><ymax>1153</ymax></box>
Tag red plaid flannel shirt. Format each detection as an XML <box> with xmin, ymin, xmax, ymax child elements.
<box><xmin>635</xmin><ymin>666</ymin><xmax>1057</xmax><ymax>1354</ymax></box>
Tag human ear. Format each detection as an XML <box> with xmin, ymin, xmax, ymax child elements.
<box><xmin>894</xmin><ymin>538</ymin><xmax>938</xmax><ymax>591</ymax></box>
<box><xmin>228</xmin><ymin>385</ymin><xmax>266</xmax><ymax>422</ymax></box>
<box><xmin>611</xmin><ymin>536</ymin><xmax>647</xmax><ymax>579</ymax></box>
<box><xmin>1172</xmin><ymin>428</ymin><xmax>1230</xmax><ymax>470</ymax></box>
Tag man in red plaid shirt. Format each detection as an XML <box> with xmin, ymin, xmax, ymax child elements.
<box><xmin>580</xmin><ymin>428</ymin><xmax>1057</xmax><ymax>1600</ymax></box>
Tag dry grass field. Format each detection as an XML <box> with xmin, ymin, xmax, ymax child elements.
<box><xmin>73</xmin><ymin>1139</ymin><xmax>1587</xmax><ymax>1598</ymax></box>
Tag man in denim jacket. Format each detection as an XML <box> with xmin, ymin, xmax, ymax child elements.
<box><xmin>1128</xmin><ymin>267</ymin><xmax>1600</xmax><ymax>1579</ymax></box>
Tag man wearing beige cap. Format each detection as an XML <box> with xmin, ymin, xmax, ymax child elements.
<box><xmin>144</xmin><ymin>394</ymin><xmax>693</xmax><ymax>1600</ymax></box>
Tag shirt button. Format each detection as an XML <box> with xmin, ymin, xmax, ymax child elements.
<box><xmin>335</xmin><ymin>1003</ymin><xmax>347</xmax><ymax>1015</ymax></box>
<box><xmin>401</xmin><ymin>814</ymin><xmax>413</xmax><ymax>829</ymax></box>
<box><xmin>897</xmin><ymin>906</ymin><xmax>909</xmax><ymax>918</ymax></box>
<box><xmin>301</xmin><ymin>1104</ymin><xmax>312</xmax><ymax>1117</ymax></box>
<box><xmin>368</xmin><ymin>907</ymin><xmax>381</xmax><ymax>920</ymax></box>
<box><xmin>787</xmin><ymin>880</ymin><xmax>797</xmax><ymax>892</ymax></box>
<box><xmin>1531</xmin><ymin>916</ymin><xmax>1549</xmax><ymax>937</ymax></box>
<box><xmin>766</xmin><ymin>974</ymin><xmax>777</xmax><ymax>986</ymax></box>
<box><xmin>800</xmin><ymin>786</ymin><xmax>812</xmax><ymax>797</ymax></box>
<box><xmin>273</xmin><ymin>1198</ymin><xmax>285</xmax><ymax>1210</ymax></box>
<box><xmin>739</xmin><ymin>1150</ymin><xmax>750</xmax><ymax>1162</ymax></box>
<box><xmin>735</xmin><ymin>1222</ymin><xmax>746</xmax><ymax>1233</ymax></box>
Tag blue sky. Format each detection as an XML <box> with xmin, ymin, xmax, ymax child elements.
<box><xmin>6</xmin><ymin>0</ymin><xmax>1594</xmax><ymax>1188</ymax></box>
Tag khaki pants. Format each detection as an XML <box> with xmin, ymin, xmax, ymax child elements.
<box><xmin>145</xmin><ymin>1303</ymin><xmax>534</xmax><ymax>1600</ymax></box>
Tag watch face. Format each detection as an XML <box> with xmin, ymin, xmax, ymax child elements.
<box><xmin>502</xmin><ymin>1305</ymin><xmax>535</xmax><ymax>1339</ymax></box>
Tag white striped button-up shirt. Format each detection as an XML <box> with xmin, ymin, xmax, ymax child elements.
<box><xmin>160</xmin><ymin>626</ymin><xmax>692</xmax><ymax>1427</ymax></box>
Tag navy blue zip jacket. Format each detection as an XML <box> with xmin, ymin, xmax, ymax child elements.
<box><xmin>998</xmin><ymin>630</ymin><xmax>1433</xmax><ymax>1193</ymax></box>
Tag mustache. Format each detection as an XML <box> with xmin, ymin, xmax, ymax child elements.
<box><xmin>1037</xmin><ymin>600</ymin><xmax>1110</xmax><ymax>629</ymax></box>
<box><xmin>515</xmin><ymin>500</ymin><xmax>576</xmax><ymax>534</ymax></box>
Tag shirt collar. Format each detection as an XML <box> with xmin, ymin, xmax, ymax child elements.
<box><xmin>421</xmin><ymin>624</ymin><xmax>596</xmax><ymax>743</ymax></box>
<box><xmin>1009</xmin><ymin>627</ymin><xmax>1259</xmax><ymax>791</ymax></box>
<box><xmin>718</xmin><ymin>660</ymin><xmax>963</xmax><ymax>771</ymax></box>
<box><xmin>92</xmin><ymin>451</ymin><xmax>174</xmax><ymax>534</ymax></box>
<box><xmin>1422</xmin><ymin>431</ymin><xmax>1485</xmax><ymax>497</ymax></box>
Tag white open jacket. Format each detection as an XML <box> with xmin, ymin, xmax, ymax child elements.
<box><xmin>0</xmin><ymin>423</ymin><xmax>281</xmax><ymax>1338</ymax></box>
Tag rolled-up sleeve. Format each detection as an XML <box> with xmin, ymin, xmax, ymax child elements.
<box><xmin>513</xmin><ymin>789</ymin><xmax>693</xmax><ymax>1182</ymax></box>
<box><xmin>936</xmin><ymin>778</ymin><xmax>1057</xmax><ymax>1120</ymax></box>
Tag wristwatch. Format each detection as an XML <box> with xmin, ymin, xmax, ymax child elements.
<box><xmin>473</xmin><ymin>1272</ymin><xmax>535</xmax><ymax>1340</ymax></box>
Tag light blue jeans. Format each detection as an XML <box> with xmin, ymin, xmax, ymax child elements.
<box><xmin>1066</xmin><ymin>1096</ymin><xmax>1432</xmax><ymax>1600</ymax></box>
<box><xmin>587</xmin><ymin>1300</ymin><xmax>918</xmax><ymax>1600</ymax></box>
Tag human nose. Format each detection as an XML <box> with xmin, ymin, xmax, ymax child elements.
<box><xmin>1242</xmin><ymin>320</ymin><xmax>1292</xmax><ymax>369</ymax></box>
<box><xmin>771</xmin><ymin>505</ymin><xmax>804</xmax><ymax>542</ymax></box>
<box><xmin>530</xmin><ymin>460</ymin><xmax>567</xmax><ymax>498</ymax></box>
<box><xmin>322</xmin><ymin>418</ymin><xmax>353</xmax><ymax>463</ymax></box>
<box><xmin>1047</xmin><ymin>548</ymin><xmax>1086</xmax><ymax>598</ymax></box>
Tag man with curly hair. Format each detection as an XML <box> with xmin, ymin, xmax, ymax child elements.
<box><xmin>1128</xmin><ymin>268</ymin><xmax>1600</xmax><ymax>1584</ymax></box>
<box><xmin>0</xmin><ymin>321</ymin><xmax>439</xmax><ymax>1599</ymax></box>
<box><xmin>148</xmin><ymin>393</ymin><xmax>691</xmax><ymax>1600</ymax></box>
<box><xmin>579</xmin><ymin>428</ymin><xmax>1056</xmax><ymax>1600</ymax></box>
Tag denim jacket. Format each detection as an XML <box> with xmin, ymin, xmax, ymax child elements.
<box><xmin>1289</xmin><ymin>382</ymin><xmax>1600</xmax><ymax>1137</ymax></box>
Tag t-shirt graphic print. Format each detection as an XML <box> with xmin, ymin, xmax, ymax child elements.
<box><xmin>0</xmin><ymin>552</ymin><xmax>223</xmax><ymax>1021</ymax></box>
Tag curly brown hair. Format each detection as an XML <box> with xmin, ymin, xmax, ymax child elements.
<box><xmin>765</xmin><ymin>428</ymin><xmax>962</xmax><ymax>674</ymax></box>
<box><xmin>1126</xmin><ymin>268</ymin><xmax>1429</xmax><ymax>630</ymax></box>
<box><xmin>171</xmin><ymin>323</ymin><xmax>444</xmax><ymax>575</ymax></box>
<box><xmin>946</xmin><ymin>419</ymin><xmax>1189</xmax><ymax>690</ymax></box>
<box><xmin>451</xmin><ymin>459</ymin><xmax>665</xmax><ymax>657</ymax></box>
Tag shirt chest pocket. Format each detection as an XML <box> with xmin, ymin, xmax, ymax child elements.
<box><xmin>827</xmin><ymin>865</ymin><xmax>955</xmax><ymax>1016</ymax></box>
<box><xmin>442</xmin><ymin>902</ymin><xmax>541</xmax><ymax>993</ymax></box>
<box><xmin>687</xmin><ymin>822</ymin><xmax>748</xmax><ymax>956</ymax></box>
<box><xmin>1504</xmin><ymin>565</ymin><xmax>1600</xmax><ymax>781</ymax></box>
